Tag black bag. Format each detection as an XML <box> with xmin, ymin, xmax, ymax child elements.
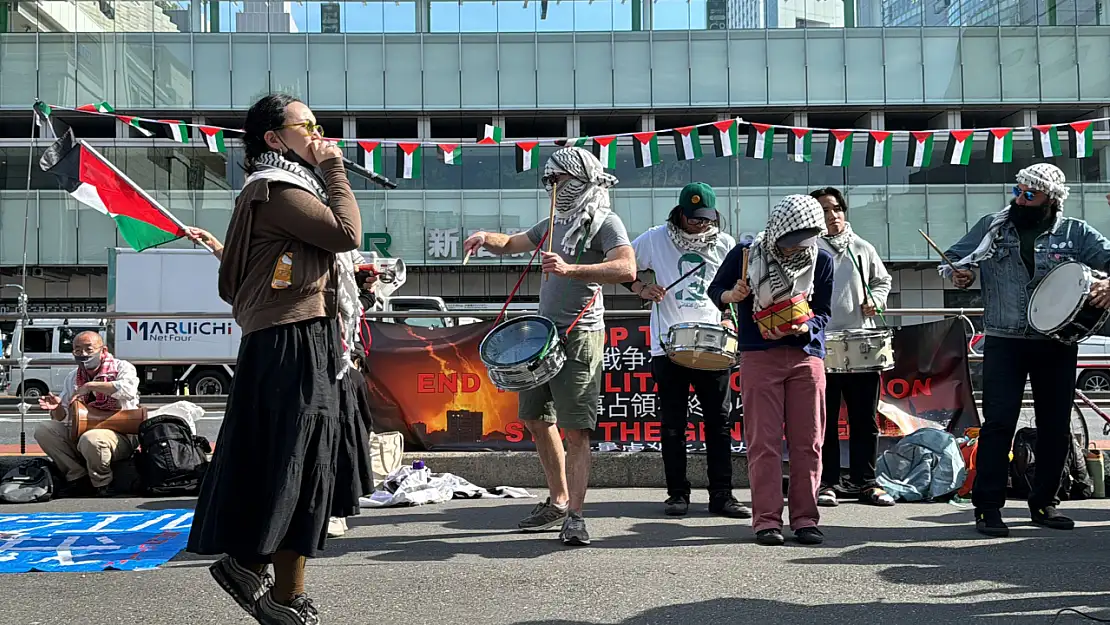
<box><xmin>135</xmin><ymin>415</ymin><xmax>212</xmax><ymax>496</ymax></box>
<box><xmin>1008</xmin><ymin>427</ymin><xmax>1093</xmax><ymax>501</ymax></box>
<box><xmin>0</xmin><ymin>458</ymin><xmax>56</xmax><ymax>504</ymax></box>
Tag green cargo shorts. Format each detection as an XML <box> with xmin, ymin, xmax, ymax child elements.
<box><xmin>517</xmin><ymin>328</ymin><xmax>605</xmax><ymax>431</ymax></box>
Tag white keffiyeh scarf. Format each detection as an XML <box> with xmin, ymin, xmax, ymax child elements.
<box><xmin>246</xmin><ymin>151</ymin><xmax>363</xmax><ymax>378</ymax></box>
<box><xmin>822</xmin><ymin>221</ymin><xmax>856</xmax><ymax>256</ymax></box>
<box><xmin>747</xmin><ymin>194</ymin><xmax>827</xmax><ymax>312</ymax></box>
<box><xmin>666</xmin><ymin>220</ymin><xmax>719</xmax><ymax>252</ymax></box>
<box><xmin>543</xmin><ymin>147</ymin><xmax>619</xmax><ymax>256</ymax></box>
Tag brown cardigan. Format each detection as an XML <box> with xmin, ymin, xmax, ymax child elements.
<box><xmin>218</xmin><ymin>157</ymin><xmax>362</xmax><ymax>336</ymax></box>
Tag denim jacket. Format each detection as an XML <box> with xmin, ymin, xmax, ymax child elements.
<box><xmin>943</xmin><ymin>211</ymin><xmax>1110</xmax><ymax>339</ymax></box>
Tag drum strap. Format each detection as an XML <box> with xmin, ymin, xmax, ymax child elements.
<box><xmin>494</xmin><ymin>228</ymin><xmax>551</xmax><ymax>327</ymax></box>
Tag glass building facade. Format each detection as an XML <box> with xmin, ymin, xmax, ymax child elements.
<box><xmin>0</xmin><ymin>0</ymin><xmax>1109</xmax><ymax>309</ymax></box>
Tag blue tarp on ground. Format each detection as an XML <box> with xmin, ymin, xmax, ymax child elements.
<box><xmin>0</xmin><ymin>509</ymin><xmax>193</xmax><ymax>573</ymax></box>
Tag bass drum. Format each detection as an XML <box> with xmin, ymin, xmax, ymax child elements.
<box><xmin>1028</xmin><ymin>261</ymin><xmax>1110</xmax><ymax>344</ymax></box>
<box><xmin>479</xmin><ymin>315</ymin><xmax>566</xmax><ymax>392</ymax></box>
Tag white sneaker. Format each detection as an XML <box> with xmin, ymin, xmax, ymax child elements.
<box><xmin>327</xmin><ymin>516</ymin><xmax>347</xmax><ymax>538</ymax></box>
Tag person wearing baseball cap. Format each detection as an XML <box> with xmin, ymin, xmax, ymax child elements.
<box><xmin>941</xmin><ymin>162</ymin><xmax>1110</xmax><ymax>538</ymax></box>
<box><xmin>623</xmin><ymin>182</ymin><xmax>750</xmax><ymax>519</ymax></box>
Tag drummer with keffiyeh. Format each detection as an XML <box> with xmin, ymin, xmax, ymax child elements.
<box><xmin>708</xmin><ymin>194</ymin><xmax>834</xmax><ymax>547</ymax></box>
<box><xmin>623</xmin><ymin>182</ymin><xmax>750</xmax><ymax>520</ymax></box>
<box><xmin>940</xmin><ymin>162</ymin><xmax>1110</xmax><ymax>539</ymax></box>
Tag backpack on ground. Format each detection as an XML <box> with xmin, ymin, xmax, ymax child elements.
<box><xmin>876</xmin><ymin>428</ymin><xmax>967</xmax><ymax>502</ymax></box>
<box><xmin>0</xmin><ymin>458</ymin><xmax>57</xmax><ymax>504</ymax></box>
<box><xmin>1008</xmin><ymin>427</ymin><xmax>1093</xmax><ymax>501</ymax></box>
<box><xmin>135</xmin><ymin>415</ymin><xmax>211</xmax><ymax>496</ymax></box>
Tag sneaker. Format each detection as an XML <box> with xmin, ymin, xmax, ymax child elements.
<box><xmin>255</xmin><ymin>590</ymin><xmax>319</xmax><ymax>625</ymax></box>
<box><xmin>209</xmin><ymin>556</ymin><xmax>273</xmax><ymax>617</ymax></box>
<box><xmin>975</xmin><ymin>508</ymin><xmax>1010</xmax><ymax>538</ymax></box>
<box><xmin>708</xmin><ymin>494</ymin><xmax>753</xmax><ymax>519</ymax></box>
<box><xmin>559</xmin><ymin>512</ymin><xmax>591</xmax><ymax>546</ymax></box>
<box><xmin>517</xmin><ymin>497</ymin><xmax>568</xmax><ymax>532</ymax></box>
<box><xmin>755</xmin><ymin>528</ymin><xmax>785</xmax><ymax>546</ymax></box>
<box><xmin>664</xmin><ymin>495</ymin><xmax>690</xmax><ymax>516</ymax></box>
<box><xmin>794</xmin><ymin>526</ymin><xmax>824</xmax><ymax>545</ymax></box>
<box><xmin>817</xmin><ymin>487</ymin><xmax>839</xmax><ymax>507</ymax></box>
<box><xmin>326</xmin><ymin>517</ymin><xmax>347</xmax><ymax>538</ymax></box>
<box><xmin>1031</xmin><ymin>505</ymin><xmax>1075</xmax><ymax>530</ymax></box>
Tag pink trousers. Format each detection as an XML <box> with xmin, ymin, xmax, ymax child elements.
<box><xmin>740</xmin><ymin>346</ymin><xmax>826</xmax><ymax>533</ymax></box>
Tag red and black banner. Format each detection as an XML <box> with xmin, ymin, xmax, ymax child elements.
<box><xmin>363</xmin><ymin>316</ymin><xmax>980</xmax><ymax>452</ymax></box>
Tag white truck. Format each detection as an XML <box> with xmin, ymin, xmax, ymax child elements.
<box><xmin>5</xmin><ymin>247</ymin><xmax>476</xmax><ymax>398</ymax></box>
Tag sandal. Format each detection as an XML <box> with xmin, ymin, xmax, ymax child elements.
<box><xmin>862</xmin><ymin>486</ymin><xmax>895</xmax><ymax>506</ymax></box>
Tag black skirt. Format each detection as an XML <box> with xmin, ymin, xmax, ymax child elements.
<box><xmin>187</xmin><ymin>316</ymin><xmax>344</xmax><ymax>561</ymax></box>
<box><xmin>330</xmin><ymin>369</ymin><xmax>375</xmax><ymax>519</ymax></box>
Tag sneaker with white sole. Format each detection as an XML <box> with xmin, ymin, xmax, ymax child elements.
<box><xmin>559</xmin><ymin>512</ymin><xmax>591</xmax><ymax>546</ymax></box>
<box><xmin>517</xmin><ymin>497</ymin><xmax>569</xmax><ymax>532</ymax></box>
<box><xmin>255</xmin><ymin>590</ymin><xmax>320</xmax><ymax>625</ymax></box>
<box><xmin>209</xmin><ymin>556</ymin><xmax>273</xmax><ymax>617</ymax></box>
<box><xmin>326</xmin><ymin>517</ymin><xmax>347</xmax><ymax>538</ymax></box>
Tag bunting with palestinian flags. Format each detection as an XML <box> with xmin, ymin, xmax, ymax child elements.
<box><xmin>32</xmin><ymin>102</ymin><xmax>1110</xmax><ymax>185</ymax></box>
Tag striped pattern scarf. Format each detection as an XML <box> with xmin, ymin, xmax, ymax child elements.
<box><xmin>74</xmin><ymin>352</ymin><xmax>122</xmax><ymax>412</ymax></box>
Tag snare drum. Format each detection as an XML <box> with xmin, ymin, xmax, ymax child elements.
<box><xmin>479</xmin><ymin>315</ymin><xmax>566</xmax><ymax>392</ymax></box>
<box><xmin>665</xmin><ymin>322</ymin><xmax>740</xmax><ymax>371</ymax></box>
<box><xmin>1028</xmin><ymin>261</ymin><xmax>1110</xmax><ymax>344</ymax></box>
<box><xmin>824</xmin><ymin>329</ymin><xmax>895</xmax><ymax>373</ymax></box>
<box><xmin>753</xmin><ymin>293</ymin><xmax>815</xmax><ymax>338</ymax></box>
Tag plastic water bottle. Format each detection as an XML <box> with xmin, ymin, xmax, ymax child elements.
<box><xmin>412</xmin><ymin>460</ymin><xmax>425</xmax><ymax>470</ymax></box>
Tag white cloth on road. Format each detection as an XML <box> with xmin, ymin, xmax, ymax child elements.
<box><xmin>359</xmin><ymin>466</ymin><xmax>533</xmax><ymax>508</ymax></box>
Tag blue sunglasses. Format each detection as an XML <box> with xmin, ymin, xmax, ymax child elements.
<box><xmin>1013</xmin><ymin>186</ymin><xmax>1039</xmax><ymax>202</ymax></box>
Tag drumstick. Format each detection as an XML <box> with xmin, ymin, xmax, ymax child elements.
<box><xmin>918</xmin><ymin>229</ymin><xmax>961</xmax><ymax>274</ymax></box>
<box><xmin>663</xmin><ymin>260</ymin><xmax>707</xmax><ymax>291</ymax></box>
<box><xmin>462</xmin><ymin>250</ymin><xmax>472</xmax><ymax>265</ymax></box>
<box><xmin>544</xmin><ymin>182</ymin><xmax>557</xmax><ymax>282</ymax></box>
<box><xmin>851</xmin><ymin>252</ymin><xmax>888</xmax><ymax>327</ymax></box>
<box><xmin>741</xmin><ymin>248</ymin><xmax>749</xmax><ymax>279</ymax></box>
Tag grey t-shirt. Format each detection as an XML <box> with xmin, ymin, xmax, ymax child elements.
<box><xmin>526</xmin><ymin>212</ymin><xmax>631</xmax><ymax>333</ymax></box>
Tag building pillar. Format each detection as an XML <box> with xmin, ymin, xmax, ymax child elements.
<box><xmin>566</xmin><ymin>114</ymin><xmax>581</xmax><ymax>138</ymax></box>
<box><xmin>414</xmin><ymin>0</ymin><xmax>429</xmax><ymax>33</ymax></box>
<box><xmin>416</xmin><ymin>115</ymin><xmax>431</xmax><ymax>140</ymax></box>
<box><xmin>791</xmin><ymin>111</ymin><xmax>808</xmax><ymax>127</ymax></box>
<box><xmin>640</xmin><ymin>114</ymin><xmax>656</xmax><ymax>132</ymax></box>
<box><xmin>927</xmin><ymin>110</ymin><xmax>961</xmax><ymax>130</ymax></box>
<box><xmin>343</xmin><ymin>115</ymin><xmax>357</xmax><ymax>143</ymax></box>
<box><xmin>854</xmin><ymin>111</ymin><xmax>884</xmax><ymax>130</ymax></box>
<box><xmin>1001</xmin><ymin>109</ymin><xmax>1036</xmax><ymax>129</ymax></box>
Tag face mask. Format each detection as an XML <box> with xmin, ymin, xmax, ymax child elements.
<box><xmin>278</xmin><ymin>136</ymin><xmax>316</xmax><ymax>170</ymax></box>
<box><xmin>1008</xmin><ymin>197</ymin><xmax>1052</xmax><ymax>229</ymax></box>
<box><xmin>75</xmin><ymin>352</ymin><xmax>101</xmax><ymax>371</ymax></box>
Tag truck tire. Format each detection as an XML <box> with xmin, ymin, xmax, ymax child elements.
<box><xmin>18</xmin><ymin>381</ymin><xmax>49</xmax><ymax>400</ymax></box>
<box><xmin>189</xmin><ymin>370</ymin><xmax>231</xmax><ymax>396</ymax></box>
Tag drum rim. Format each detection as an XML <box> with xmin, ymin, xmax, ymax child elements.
<box><xmin>667</xmin><ymin>321</ymin><xmax>739</xmax><ymax>337</ymax></box>
<box><xmin>479</xmin><ymin>314</ymin><xmax>558</xmax><ymax>367</ymax></box>
<box><xmin>1028</xmin><ymin>261</ymin><xmax>1093</xmax><ymax>333</ymax></box>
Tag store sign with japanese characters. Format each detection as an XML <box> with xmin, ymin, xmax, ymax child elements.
<box><xmin>425</xmin><ymin>228</ymin><xmax>533</xmax><ymax>262</ymax></box>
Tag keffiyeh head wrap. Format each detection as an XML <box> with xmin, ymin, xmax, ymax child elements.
<box><xmin>823</xmin><ymin>221</ymin><xmax>856</xmax><ymax>256</ymax></box>
<box><xmin>543</xmin><ymin>147</ymin><xmax>619</xmax><ymax>256</ymax></box>
<box><xmin>747</xmin><ymin>194</ymin><xmax>827</xmax><ymax>312</ymax></box>
<box><xmin>939</xmin><ymin>162</ymin><xmax>1068</xmax><ymax>278</ymax></box>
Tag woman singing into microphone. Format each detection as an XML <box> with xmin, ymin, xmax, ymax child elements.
<box><xmin>186</xmin><ymin>93</ymin><xmax>365</xmax><ymax>625</ymax></box>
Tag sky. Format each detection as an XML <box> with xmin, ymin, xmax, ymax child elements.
<box><xmin>212</xmin><ymin>0</ymin><xmax>710</xmax><ymax>33</ymax></box>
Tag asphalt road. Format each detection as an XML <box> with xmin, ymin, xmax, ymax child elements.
<box><xmin>2</xmin><ymin>489</ymin><xmax>1109</xmax><ymax>625</ymax></box>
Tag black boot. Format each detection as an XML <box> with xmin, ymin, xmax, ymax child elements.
<box><xmin>975</xmin><ymin>508</ymin><xmax>1009</xmax><ymax>538</ymax></box>
<box><xmin>1030</xmin><ymin>505</ymin><xmax>1075</xmax><ymax>530</ymax></box>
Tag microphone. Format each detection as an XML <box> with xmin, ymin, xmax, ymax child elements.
<box><xmin>343</xmin><ymin>157</ymin><xmax>398</xmax><ymax>190</ymax></box>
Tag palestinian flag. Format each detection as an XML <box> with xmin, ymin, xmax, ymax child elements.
<box><xmin>199</xmin><ymin>126</ymin><xmax>226</xmax><ymax>153</ymax></box>
<box><xmin>944</xmin><ymin>130</ymin><xmax>974</xmax><ymax>166</ymax></box>
<box><xmin>711</xmin><ymin>119</ymin><xmax>738</xmax><ymax>158</ymax></box>
<box><xmin>825</xmin><ymin>130</ymin><xmax>853</xmax><ymax>167</ymax></box>
<box><xmin>592</xmin><ymin>136</ymin><xmax>618</xmax><ymax>169</ymax></box>
<box><xmin>395</xmin><ymin>143</ymin><xmax>421</xmax><ymax>179</ymax></box>
<box><xmin>673</xmin><ymin>126</ymin><xmax>703</xmax><ymax>161</ymax></box>
<box><xmin>33</xmin><ymin>101</ymin><xmax>56</xmax><ymax>139</ymax></box>
<box><xmin>746</xmin><ymin>124</ymin><xmax>773</xmax><ymax>159</ymax></box>
<box><xmin>632</xmin><ymin>132</ymin><xmax>660</xmax><ymax>168</ymax></box>
<box><xmin>76</xmin><ymin>101</ymin><xmax>114</xmax><ymax>113</ymax></box>
<box><xmin>117</xmin><ymin>115</ymin><xmax>154</xmax><ymax>138</ymax></box>
<box><xmin>438</xmin><ymin>144</ymin><xmax>461</xmax><ymax>165</ymax></box>
<box><xmin>1032</xmin><ymin>125</ymin><xmax>1061</xmax><ymax>158</ymax></box>
<box><xmin>478</xmin><ymin>124</ymin><xmax>503</xmax><ymax>145</ymax></box>
<box><xmin>359</xmin><ymin>141</ymin><xmax>384</xmax><ymax>173</ymax></box>
<box><xmin>38</xmin><ymin>129</ymin><xmax>184</xmax><ymax>251</ymax></box>
<box><xmin>159</xmin><ymin>120</ymin><xmax>189</xmax><ymax>144</ymax></box>
<box><xmin>515</xmin><ymin>141</ymin><xmax>540</xmax><ymax>172</ymax></box>
<box><xmin>555</xmin><ymin>138</ymin><xmax>588</xmax><ymax>147</ymax></box>
<box><xmin>1068</xmin><ymin>121</ymin><xmax>1094</xmax><ymax>158</ymax></box>
<box><xmin>787</xmin><ymin>128</ymin><xmax>812</xmax><ymax>163</ymax></box>
<box><xmin>865</xmin><ymin>131</ymin><xmax>893</xmax><ymax>167</ymax></box>
<box><xmin>987</xmin><ymin>128</ymin><xmax>1013</xmax><ymax>163</ymax></box>
<box><xmin>907</xmin><ymin>131</ymin><xmax>934</xmax><ymax>167</ymax></box>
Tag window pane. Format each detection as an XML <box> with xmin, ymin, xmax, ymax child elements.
<box><xmin>1038</xmin><ymin>30</ymin><xmax>1080</xmax><ymax>101</ymax></box>
<box><xmin>39</xmin><ymin>35</ymin><xmax>78</xmax><ymax>108</ymax></box>
<box><xmin>576</xmin><ymin>37</ymin><xmax>614</xmax><ymax>108</ymax></box>
<box><xmin>500</xmin><ymin>37</ymin><xmax>539</xmax><ymax>109</ymax></box>
<box><xmin>384</xmin><ymin>38</ymin><xmax>423</xmax><ymax>109</ymax></box>
<box><xmin>1000</xmin><ymin>30</ymin><xmax>1040</xmax><ymax>101</ymax></box>
<box><xmin>651</xmin><ymin>34</ymin><xmax>690</xmax><ymax>107</ymax></box>
<box><xmin>805</xmin><ymin>34</ymin><xmax>846</xmax><ymax>105</ymax></box>
<box><xmin>0</xmin><ymin>36</ymin><xmax>38</xmax><ymax>107</ymax></box>
<box><xmin>883</xmin><ymin>34</ymin><xmax>924</xmax><ymax>104</ymax></box>
<box><xmin>154</xmin><ymin>34</ymin><xmax>194</xmax><ymax>109</ymax></box>
<box><xmin>922</xmin><ymin>32</ymin><xmax>962</xmax><ymax>103</ymax></box>
<box><xmin>690</xmin><ymin>35</ymin><xmax>729</xmax><ymax>107</ymax></box>
<box><xmin>728</xmin><ymin>34</ymin><xmax>768</xmax><ymax>106</ymax></box>
<box><xmin>193</xmin><ymin>35</ymin><xmax>232</xmax><ymax>108</ymax></box>
<box><xmin>961</xmin><ymin>31</ymin><xmax>1002</xmax><ymax>102</ymax></box>
<box><xmin>38</xmin><ymin>192</ymin><xmax>79</xmax><ymax>265</ymax></box>
<box><xmin>423</xmin><ymin>38</ymin><xmax>461</xmax><ymax>110</ymax></box>
<box><xmin>767</xmin><ymin>35</ymin><xmax>806</xmax><ymax>105</ymax></box>
<box><xmin>270</xmin><ymin>35</ymin><xmax>308</xmax><ymax>101</ymax></box>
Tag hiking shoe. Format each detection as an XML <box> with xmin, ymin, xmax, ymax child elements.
<box><xmin>560</xmin><ymin>512</ymin><xmax>591</xmax><ymax>546</ymax></box>
<box><xmin>708</xmin><ymin>494</ymin><xmax>753</xmax><ymax>519</ymax></box>
<box><xmin>209</xmin><ymin>556</ymin><xmax>273</xmax><ymax>617</ymax></box>
<box><xmin>664</xmin><ymin>495</ymin><xmax>689</xmax><ymax>516</ymax></box>
<box><xmin>518</xmin><ymin>497</ymin><xmax>568</xmax><ymax>532</ymax></box>
<box><xmin>255</xmin><ymin>590</ymin><xmax>319</xmax><ymax>625</ymax></box>
<box><xmin>1031</xmin><ymin>505</ymin><xmax>1075</xmax><ymax>530</ymax></box>
<box><xmin>817</xmin><ymin>486</ymin><xmax>839</xmax><ymax>507</ymax></box>
<box><xmin>755</xmin><ymin>528</ymin><xmax>785</xmax><ymax>546</ymax></box>
<box><xmin>794</xmin><ymin>526</ymin><xmax>825</xmax><ymax>545</ymax></box>
<box><xmin>975</xmin><ymin>508</ymin><xmax>1010</xmax><ymax>538</ymax></box>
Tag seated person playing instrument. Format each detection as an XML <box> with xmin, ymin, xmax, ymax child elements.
<box><xmin>34</xmin><ymin>331</ymin><xmax>141</xmax><ymax>497</ymax></box>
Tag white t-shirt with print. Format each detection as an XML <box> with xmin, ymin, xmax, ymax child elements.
<box><xmin>631</xmin><ymin>225</ymin><xmax>737</xmax><ymax>357</ymax></box>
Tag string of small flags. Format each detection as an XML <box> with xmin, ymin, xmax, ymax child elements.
<box><xmin>33</xmin><ymin>101</ymin><xmax>1109</xmax><ymax>182</ymax></box>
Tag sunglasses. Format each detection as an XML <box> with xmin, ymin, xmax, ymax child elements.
<box><xmin>686</xmin><ymin>217</ymin><xmax>711</xmax><ymax>227</ymax></box>
<box><xmin>278</xmin><ymin>120</ymin><xmax>325</xmax><ymax>137</ymax></box>
<box><xmin>1013</xmin><ymin>186</ymin><xmax>1040</xmax><ymax>202</ymax></box>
